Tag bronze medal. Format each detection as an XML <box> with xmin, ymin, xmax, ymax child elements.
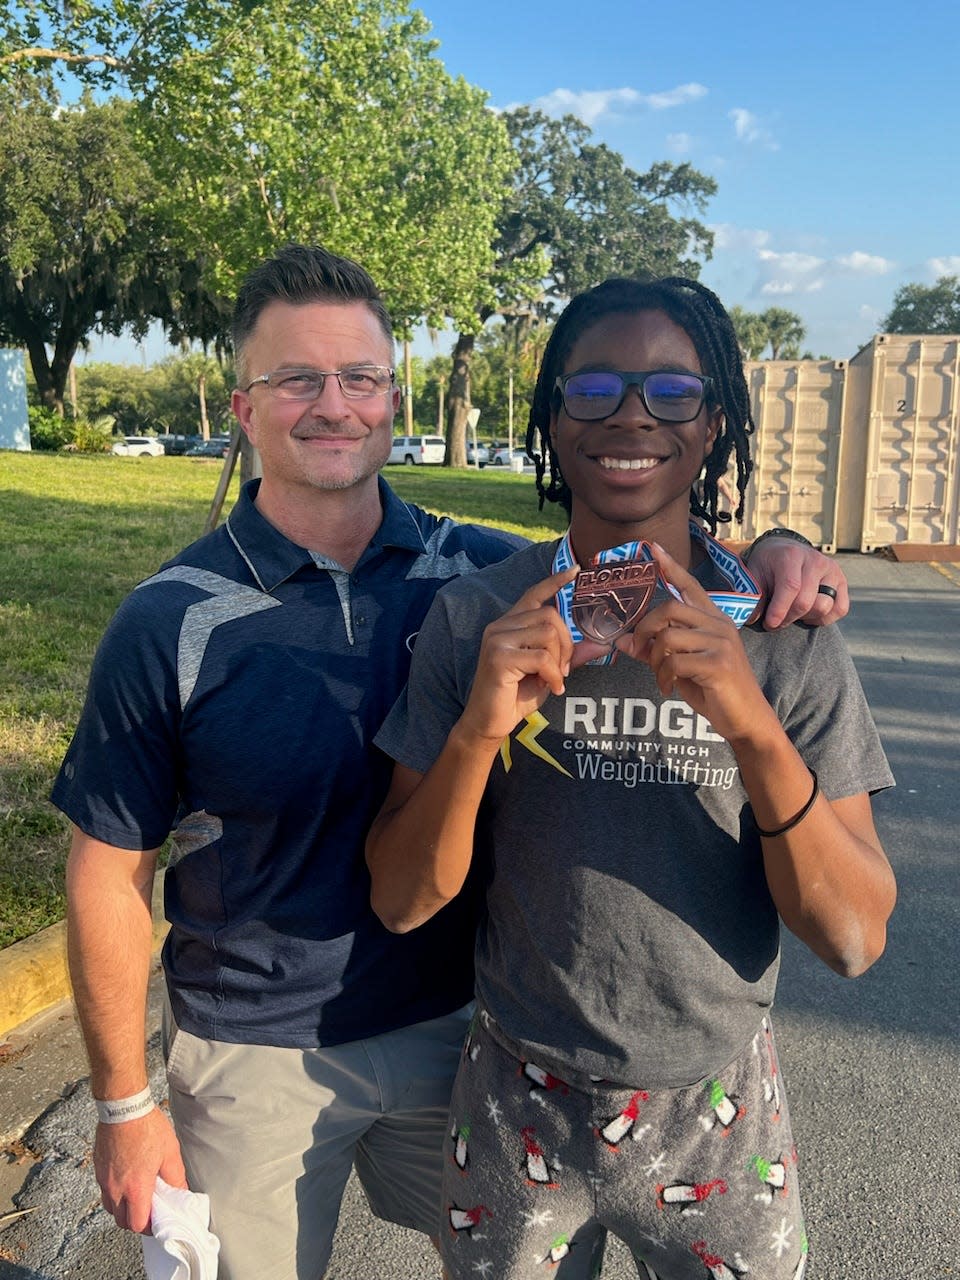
<box><xmin>571</xmin><ymin>555</ymin><xmax>658</xmax><ymax>644</ymax></box>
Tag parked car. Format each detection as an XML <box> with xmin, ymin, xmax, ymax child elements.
<box><xmin>157</xmin><ymin>433</ymin><xmax>194</xmax><ymax>456</ymax></box>
<box><xmin>386</xmin><ymin>435</ymin><xmax>445</xmax><ymax>465</ymax></box>
<box><xmin>111</xmin><ymin>435</ymin><xmax>165</xmax><ymax>457</ymax></box>
<box><xmin>489</xmin><ymin>445</ymin><xmax>533</xmax><ymax>469</ymax></box>
<box><xmin>466</xmin><ymin>442</ymin><xmax>490</xmax><ymax>467</ymax></box>
<box><xmin>185</xmin><ymin>437</ymin><xmax>231</xmax><ymax>458</ymax></box>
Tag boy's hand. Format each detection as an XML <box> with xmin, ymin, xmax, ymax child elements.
<box><xmin>458</xmin><ymin>567</ymin><xmax>578</xmax><ymax>745</ymax></box>
<box><xmin>613</xmin><ymin>544</ymin><xmax>780</xmax><ymax>746</ymax></box>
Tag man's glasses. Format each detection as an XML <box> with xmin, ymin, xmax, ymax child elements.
<box><xmin>555</xmin><ymin>370</ymin><xmax>713</xmax><ymax>423</ymax></box>
<box><xmin>242</xmin><ymin>366</ymin><xmax>395</xmax><ymax>401</ymax></box>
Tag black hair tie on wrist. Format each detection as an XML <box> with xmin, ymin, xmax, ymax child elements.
<box><xmin>755</xmin><ymin>768</ymin><xmax>819</xmax><ymax>838</ymax></box>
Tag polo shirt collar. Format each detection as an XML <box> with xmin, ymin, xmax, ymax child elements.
<box><xmin>370</xmin><ymin>475</ymin><xmax>431</xmax><ymax>554</ymax></box>
<box><xmin>225</xmin><ymin>477</ymin><xmax>428</xmax><ymax>592</ymax></box>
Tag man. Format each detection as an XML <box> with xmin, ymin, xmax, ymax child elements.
<box><xmin>54</xmin><ymin>245</ymin><xmax>849</xmax><ymax>1280</ymax></box>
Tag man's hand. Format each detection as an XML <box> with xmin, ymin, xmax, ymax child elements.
<box><xmin>747</xmin><ymin>537</ymin><xmax>849</xmax><ymax>629</ymax></box>
<box><xmin>94</xmin><ymin>1107</ymin><xmax>187</xmax><ymax>1234</ymax></box>
<box><xmin>458</xmin><ymin>567</ymin><xmax>577</xmax><ymax>745</ymax></box>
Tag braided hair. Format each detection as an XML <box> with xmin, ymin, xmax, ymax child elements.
<box><xmin>525</xmin><ymin>276</ymin><xmax>754</xmax><ymax>532</ymax></box>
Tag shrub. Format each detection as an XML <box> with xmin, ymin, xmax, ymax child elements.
<box><xmin>28</xmin><ymin>405</ymin><xmax>72</xmax><ymax>451</ymax></box>
<box><xmin>70</xmin><ymin>415</ymin><xmax>115</xmax><ymax>453</ymax></box>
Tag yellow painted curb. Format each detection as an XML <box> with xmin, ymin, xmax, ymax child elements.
<box><xmin>0</xmin><ymin>875</ymin><xmax>168</xmax><ymax>1039</ymax></box>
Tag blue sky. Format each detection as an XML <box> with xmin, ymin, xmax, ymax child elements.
<box><xmin>84</xmin><ymin>0</ymin><xmax>959</xmax><ymax>367</ymax></box>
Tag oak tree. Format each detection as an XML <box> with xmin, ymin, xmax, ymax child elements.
<box><xmin>0</xmin><ymin>86</ymin><xmax>223</xmax><ymax>412</ymax></box>
<box><xmin>883</xmin><ymin>276</ymin><xmax>960</xmax><ymax>334</ymax></box>
<box><xmin>441</xmin><ymin>108</ymin><xmax>718</xmax><ymax>465</ymax></box>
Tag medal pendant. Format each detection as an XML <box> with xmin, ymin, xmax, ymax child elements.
<box><xmin>571</xmin><ymin>555</ymin><xmax>658</xmax><ymax>644</ymax></box>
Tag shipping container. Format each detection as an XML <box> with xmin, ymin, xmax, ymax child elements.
<box><xmin>725</xmin><ymin>335</ymin><xmax>960</xmax><ymax>552</ymax></box>
<box><xmin>843</xmin><ymin>334</ymin><xmax>960</xmax><ymax>552</ymax></box>
<box><xmin>725</xmin><ymin>360</ymin><xmax>846</xmax><ymax>551</ymax></box>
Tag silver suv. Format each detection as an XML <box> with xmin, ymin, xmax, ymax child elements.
<box><xmin>387</xmin><ymin>435</ymin><xmax>445</xmax><ymax>465</ymax></box>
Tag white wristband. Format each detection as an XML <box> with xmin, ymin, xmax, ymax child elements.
<box><xmin>94</xmin><ymin>1086</ymin><xmax>156</xmax><ymax>1124</ymax></box>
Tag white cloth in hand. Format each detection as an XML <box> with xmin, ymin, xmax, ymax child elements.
<box><xmin>141</xmin><ymin>1177</ymin><xmax>220</xmax><ymax>1280</ymax></box>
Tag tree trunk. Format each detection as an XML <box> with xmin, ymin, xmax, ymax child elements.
<box><xmin>198</xmin><ymin>371</ymin><xmax>210</xmax><ymax>440</ymax></box>
<box><xmin>15</xmin><ymin>297</ymin><xmax>63</xmax><ymax>414</ymax></box>
<box><xmin>403</xmin><ymin>340</ymin><xmax>414</xmax><ymax>434</ymax></box>
<box><xmin>50</xmin><ymin>325</ymin><xmax>81</xmax><ymax>416</ymax></box>
<box><xmin>444</xmin><ymin>332</ymin><xmax>475</xmax><ymax>467</ymax></box>
<box><xmin>24</xmin><ymin>334</ymin><xmax>60</xmax><ymax>414</ymax></box>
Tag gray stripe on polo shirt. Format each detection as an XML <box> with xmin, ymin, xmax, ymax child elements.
<box><xmin>402</xmin><ymin>520</ymin><xmax>487</xmax><ymax>580</ymax></box>
<box><xmin>136</xmin><ymin>566</ymin><xmax>281</xmax><ymax>707</ymax></box>
<box><xmin>308</xmin><ymin>554</ymin><xmax>354</xmax><ymax>645</ymax></box>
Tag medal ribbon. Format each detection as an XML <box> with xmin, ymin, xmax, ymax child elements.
<box><xmin>553</xmin><ymin>522</ymin><xmax>762</xmax><ymax>665</ymax></box>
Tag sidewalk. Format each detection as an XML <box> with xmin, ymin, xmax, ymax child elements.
<box><xmin>0</xmin><ymin>966</ymin><xmax>166</xmax><ymax>1209</ymax></box>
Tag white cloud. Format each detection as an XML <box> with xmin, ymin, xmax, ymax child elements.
<box><xmin>756</xmin><ymin>249</ymin><xmax>826</xmax><ymax>296</ymax></box>
<box><xmin>666</xmin><ymin>132</ymin><xmax>693</xmax><ymax>154</ymax></box>
<box><xmin>728</xmin><ymin>107</ymin><xmax>779</xmax><ymax>151</ymax></box>
<box><xmin>522</xmin><ymin>82</ymin><xmax>707</xmax><ymax>127</ymax></box>
<box><xmin>927</xmin><ymin>256</ymin><xmax>960</xmax><ymax>276</ymax></box>
<box><xmin>749</xmin><ymin>245</ymin><xmax>895</xmax><ymax>302</ymax></box>
<box><xmin>711</xmin><ymin>223</ymin><xmax>772</xmax><ymax>252</ymax></box>
<box><xmin>835</xmin><ymin>251</ymin><xmax>894</xmax><ymax>275</ymax></box>
<box><xmin>645</xmin><ymin>83</ymin><xmax>709</xmax><ymax>110</ymax></box>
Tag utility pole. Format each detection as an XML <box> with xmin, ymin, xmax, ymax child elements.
<box><xmin>507</xmin><ymin>367</ymin><xmax>514</xmax><ymax>454</ymax></box>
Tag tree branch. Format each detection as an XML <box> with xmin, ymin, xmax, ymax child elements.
<box><xmin>0</xmin><ymin>47</ymin><xmax>125</xmax><ymax>69</ymax></box>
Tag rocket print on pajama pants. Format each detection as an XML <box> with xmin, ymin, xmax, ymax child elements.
<box><xmin>440</xmin><ymin>1010</ymin><xmax>808</xmax><ymax>1280</ymax></box>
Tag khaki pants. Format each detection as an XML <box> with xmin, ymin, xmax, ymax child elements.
<box><xmin>164</xmin><ymin>1002</ymin><xmax>472</xmax><ymax>1279</ymax></box>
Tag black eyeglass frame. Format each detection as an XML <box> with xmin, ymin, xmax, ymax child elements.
<box><xmin>241</xmin><ymin>366</ymin><xmax>397</xmax><ymax>400</ymax></box>
<box><xmin>554</xmin><ymin>370</ymin><xmax>715</xmax><ymax>424</ymax></box>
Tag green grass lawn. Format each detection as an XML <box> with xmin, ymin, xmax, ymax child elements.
<box><xmin>0</xmin><ymin>452</ymin><xmax>565</xmax><ymax>948</ymax></box>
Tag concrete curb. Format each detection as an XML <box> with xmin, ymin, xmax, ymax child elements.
<box><xmin>0</xmin><ymin>874</ymin><xmax>168</xmax><ymax>1038</ymax></box>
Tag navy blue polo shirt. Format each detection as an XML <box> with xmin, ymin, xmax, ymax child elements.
<box><xmin>52</xmin><ymin>478</ymin><xmax>523</xmax><ymax>1047</ymax></box>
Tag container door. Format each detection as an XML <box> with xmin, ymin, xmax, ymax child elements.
<box><xmin>858</xmin><ymin>336</ymin><xmax>960</xmax><ymax>551</ymax></box>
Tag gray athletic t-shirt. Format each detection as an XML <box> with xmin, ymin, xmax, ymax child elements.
<box><xmin>376</xmin><ymin>539</ymin><xmax>893</xmax><ymax>1089</ymax></box>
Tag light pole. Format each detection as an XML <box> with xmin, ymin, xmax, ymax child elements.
<box><xmin>507</xmin><ymin>367</ymin><xmax>514</xmax><ymax>454</ymax></box>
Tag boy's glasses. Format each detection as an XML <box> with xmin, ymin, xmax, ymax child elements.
<box><xmin>242</xmin><ymin>366</ymin><xmax>395</xmax><ymax>401</ymax></box>
<box><xmin>555</xmin><ymin>370</ymin><xmax>713</xmax><ymax>423</ymax></box>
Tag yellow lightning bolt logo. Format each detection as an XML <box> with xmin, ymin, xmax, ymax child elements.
<box><xmin>499</xmin><ymin>711</ymin><xmax>572</xmax><ymax>778</ymax></box>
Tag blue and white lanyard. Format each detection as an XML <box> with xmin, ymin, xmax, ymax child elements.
<box><xmin>553</xmin><ymin>522</ymin><xmax>762</xmax><ymax>665</ymax></box>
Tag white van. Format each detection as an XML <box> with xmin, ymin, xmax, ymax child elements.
<box><xmin>387</xmin><ymin>435</ymin><xmax>445</xmax><ymax>465</ymax></box>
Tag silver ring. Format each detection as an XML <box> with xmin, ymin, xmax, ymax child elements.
<box><xmin>817</xmin><ymin>584</ymin><xmax>838</xmax><ymax>600</ymax></box>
